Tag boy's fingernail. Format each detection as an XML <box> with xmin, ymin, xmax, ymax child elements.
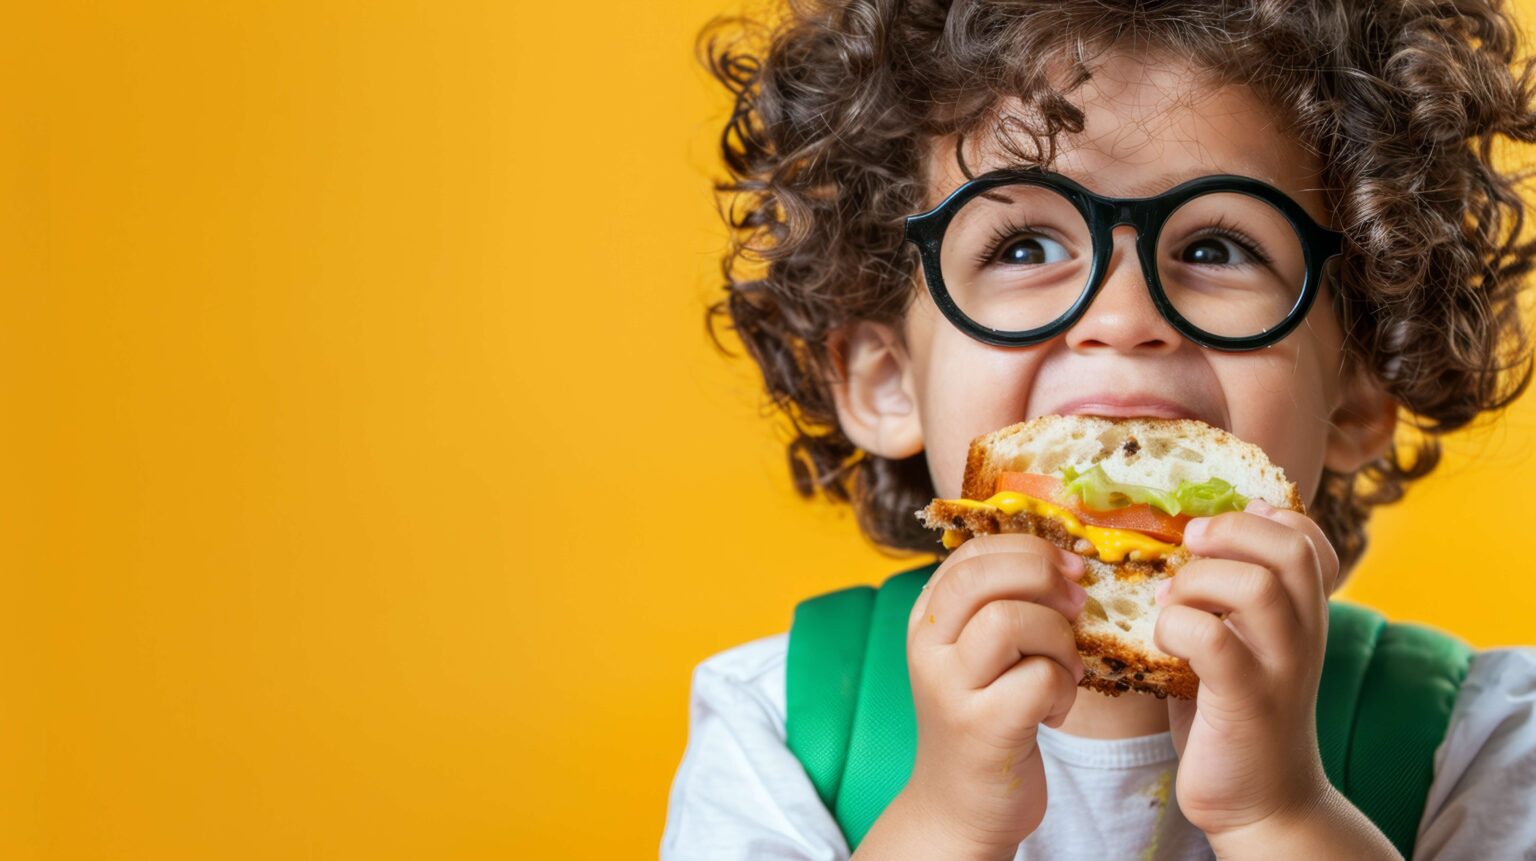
<box><xmin>1060</xmin><ymin>551</ymin><xmax>1086</xmax><ymax>577</ymax></box>
<box><xmin>1184</xmin><ymin>519</ymin><xmax>1207</xmax><ymax>542</ymax></box>
<box><xmin>1154</xmin><ymin>578</ymin><xmax>1173</xmax><ymax>606</ymax></box>
<box><xmin>1067</xmin><ymin>580</ymin><xmax>1087</xmax><ymax>610</ymax></box>
<box><xmin>1247</xmin><ymin>498</ymin><xmax>1274</xmax><ymax>515</ymax></box>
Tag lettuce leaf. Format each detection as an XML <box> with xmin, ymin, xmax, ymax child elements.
<box><xmin>1173</xmin><ymin>475</ymin><xmax>1250</xmax><ymax>517</ymax></box>
<box><xmin>1057</xmin><ymin>464</ymin><xmax>1248</xmax><ymax>517</ymax></box>
<box><xmin>1059</xmin><ymin>464</ymin><xmax>1179</xmax><ymax>514</ymax></box>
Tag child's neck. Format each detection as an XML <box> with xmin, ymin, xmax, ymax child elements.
<box><xmin>1055</xmin><ymin>684</ymin><xmax>1172</xmax><ymax>739</ymax></box>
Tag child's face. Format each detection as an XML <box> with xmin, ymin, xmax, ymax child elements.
<box><xmin>831</xmin><ymin>51</ymin><xmax>1397</xmax><ymax>510</ymax></box>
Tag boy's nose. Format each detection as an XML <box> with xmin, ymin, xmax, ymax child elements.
<box><xmin>1063</xmin><ymin>226</ymin><xmax>1182</xmax><ymax>355</ymax></box>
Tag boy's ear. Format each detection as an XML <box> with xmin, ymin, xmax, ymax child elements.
<box><xmin>826</xmin><ymin>320</ymin><xmax>924</xmax><ymax>459</ymax></box>
<box><xmin>1323</xmin><ymin>365</ymin><xmax>1399</xmax><ymax>475</ymax></box>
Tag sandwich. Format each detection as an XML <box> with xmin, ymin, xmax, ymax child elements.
<box><xmin>915</xmin><ymin>414</ymin><xmax>1301</xmax><ymax>700</ymax></box>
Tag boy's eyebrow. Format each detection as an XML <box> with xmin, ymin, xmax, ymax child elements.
<box><xmin>990</xmin><ymin>163</ymin><xmax>1285</xmax><ymax>196</ymax></box>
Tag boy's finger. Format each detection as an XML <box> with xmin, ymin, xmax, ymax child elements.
<box><xmin>977</xmin><ymin>653</ymin><xmax>1080</xmax><ymax>734</ymax></box>
<box><xmin>951</xmin><ymin>599</ymin><xmax>1083</xmax><ymax>690</ymax></box>
<box><xmin>909</xmin><ymin>532</ymin><xmax>1084</xmax><ymax>634</ymax></box>
<box><xmin>1181</xmin><ymin>510</ymin><xmax>1328</xmax><ymax>635</ymax></box>
<box><xmin>916</xmin><ymin>549</ymin><xmax>1086</xmax><ymax>646</ymax></box>
<box><xmin>1244</xmin><ymin>499</ymin><xmax>1340</xmax><ymax>594</ymax></box>
<box><xmin>1153</xmin><ymin>604</ymin><xmax>1263</xmax><ymax>701</ymax></box>
<box><xmin>1156</xmin><ymin>558</ymin><xmax>1301</xmax><ymax>669</ymax></box>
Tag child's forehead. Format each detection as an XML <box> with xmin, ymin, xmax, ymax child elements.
<box><xmin>920</xmin><ymin>54</ymin><xmax>1328</xmax><ymax>223</ymax></box>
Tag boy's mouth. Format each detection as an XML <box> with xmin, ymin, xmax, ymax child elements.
<box><xmin>1050</xmin><ymin>393</ymin><xmax>1226</xmax><ymax>430</ymax></box>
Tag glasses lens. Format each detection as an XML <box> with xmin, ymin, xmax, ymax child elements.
<box><xmin>1155</xmin><ymin>192</ymin><xmax>1307</xmax><ymax>340</ymax></box>
<box><xmin>937</xmin><ymin>183</ymin><xmax>1091</xmax><ymax>333</ymax></box>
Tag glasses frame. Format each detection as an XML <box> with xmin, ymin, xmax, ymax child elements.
<box><xmin>902</xmin><ymin>167</ymin><xmax>1345</xmax><ymax>351</ymax></box>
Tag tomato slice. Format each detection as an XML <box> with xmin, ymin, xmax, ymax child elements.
<box><xmin>994</xmin><ymin>471</ymin><xmax>1191</xmax><ymax>544</ymax></box>
<box><xmin>1079</xmin><ymin>503</ymin><xmax>1191</xmax><ymax>544</ymax></box>
<box><xmin>993</xmin><ymin>471</ymin><xmax>1068</xmax><ymax>505</ymax></box>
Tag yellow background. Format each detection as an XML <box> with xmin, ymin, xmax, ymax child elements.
<box><xmin>4</xmin><ymin>2</ymin><xmax>1535</xmax><ymax>858</ymax></box>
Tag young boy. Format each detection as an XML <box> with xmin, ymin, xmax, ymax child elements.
<box><xmin>666</xmin><ymin>1</ymin><xmax>1536</xmax><ymax>857</ymax></box>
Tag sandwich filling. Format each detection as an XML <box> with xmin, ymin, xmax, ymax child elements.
<box><xmin>936</xmin><ymin>468</ymin><xmax>1250</xmax><ymax>563</ymax></box>
<box><xmin>939</xmin><ymin>492</ymin><xmax>1179</xmax><ymax>562</ymax></box>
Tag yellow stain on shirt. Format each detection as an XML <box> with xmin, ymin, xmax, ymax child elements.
<box><xmin>1140</xmin><ymin>768</ymin><xmax>1176</xmax><ymax>861</ymax></box>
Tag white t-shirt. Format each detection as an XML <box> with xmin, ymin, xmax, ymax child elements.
<box><xmin>660</xmin><ymin>632</ymin><xmax>1536</xmax><ymax>860</ymax></box>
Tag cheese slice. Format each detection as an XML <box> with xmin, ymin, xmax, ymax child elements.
<box><xmin>937</xmin><ymin>491</ymin><xmax>1179</xmax><ymax>562</ymax></box>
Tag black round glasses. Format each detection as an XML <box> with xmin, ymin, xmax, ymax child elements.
<box><xmin>902</xmin><ymin>167</ymin><xmax>1344</xmax><ymax>351</ymax></box>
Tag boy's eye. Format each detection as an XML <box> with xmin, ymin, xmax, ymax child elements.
<box><xmin>1180</xmin><ymin>235</ymin><xmax>1254</xmax><ymax>266</ymax></box>
<box><xmin>999</xmin><ymin>234</ymin><xmax>1070</xmax><ymax>265</ymax></box>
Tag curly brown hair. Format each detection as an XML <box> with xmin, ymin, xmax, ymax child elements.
<box><xmin>697</xmin><ymin>0</ymin><xmax>1536</xmax><ymax>574</ymax></box>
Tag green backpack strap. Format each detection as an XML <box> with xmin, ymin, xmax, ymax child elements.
<box><xmin>1316</xmin><ymin>603</ymin><xmax>1474</xmax><ymax>857</ymax></box>
<box><xmin>786</xmin><ymin>564</ymin><xmax>1472</xmax><ymax>856</ymax></box>
<box><xmin>784</xmin><ymin>581</ymin><xmax>876</xmax><ymax>808</ymax></box>
<box><xmin>831</xmin><ymin>567</ymin><xmax>930</xmax><ymax>843</ymax></box>
<box><xmin>785</xmin><ymin>562</ymin><xmax>936</xmax><ymax>848</ymax></box>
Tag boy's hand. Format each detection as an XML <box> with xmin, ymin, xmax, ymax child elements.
<box><xmin>1153</xmin><ymin>498</ymin><xmax>1339</xmax><ymax>842</ymax></box>
<box><xmin>882</xmin><ymin>533</ymin><xmax>1087</xmax><ymax>858</ymax></box>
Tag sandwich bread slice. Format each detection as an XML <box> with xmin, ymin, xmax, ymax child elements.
<box><xmin>915</xmin><ymin>414</ymin><xmax>1302</xmax><ymax>700</ymax></box>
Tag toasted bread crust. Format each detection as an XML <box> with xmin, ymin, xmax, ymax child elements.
<box><xmin>1075</xmin><ymin>629</ymin><xmax>1199</xmax><ymax>700</ymax></box>
<box><xmin>962</xmin><ymin>438</ymin><xmax>992</xmax><ymax>504</ymax></box>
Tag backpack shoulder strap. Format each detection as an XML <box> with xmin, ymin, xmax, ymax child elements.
<box><xmin>784</xmin><ymin>561</ymin><xmax>936</xmax><ymax>847</ymax></box>
<box><xmin>833</xmin><ymin>566</ymin><xmax>932</xmax><ymax>846</ymax></box>
<box><xmin>1316</xmin><ymin>601</ymin><xmax>1386</xmax><ymax>786</ymax></box>
<box><xmin>1317</xmin><ymin>601</ymin><xmax>1474</xmax><ymax>858</ymax></box>
<box><xmin>784</xmin><ymin>580</ymin><xmax>876</xmax><ymax>809</ymax></box>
